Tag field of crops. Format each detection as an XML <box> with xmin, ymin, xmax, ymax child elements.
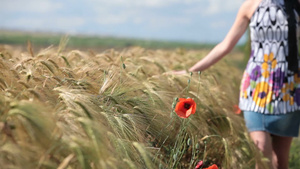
<box><xmin>0</xmin><ymin>39</ymin><xmax>299</xmax><ymax>169</ymax></box>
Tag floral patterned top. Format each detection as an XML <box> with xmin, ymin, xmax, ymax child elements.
<box><xmin>239</xmin><ymin>0</ymin><xmax>300</xmax><ymax>114</ymax></box>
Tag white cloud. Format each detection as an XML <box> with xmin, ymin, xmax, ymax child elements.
<box><xmin>7</xmin><ymin>16</ymin><xmax>85</xmax><ymax>32</ymax></box>
<box><xmin>89</xmin><ymin>0</ymin><xmax>198</xmax><ymax>26</ymax></box>
<box><xmin>1</xmin><ymin>0</ymin><xmax>63</xmax><ymax>13</ymax></box>
<box><xmin>206</xmin><ymin>0</ymin><xmax>243</xmax><ymax>15</ymax></box>
<box><xmin>89</xmin><ymin>0</ymin><xmax>243</xmax><ymax>27</ymax></box>
<box><xmin>0</xmin><ymin>0</ymin><xmax>244</xmax><ymax>42</ymax></box>
<box><xmin>94</xmin><ymin>6</ymin><xmax>192</xmax><ymax>28</ymax></box>
<box><xmin>185</xmin><ymin>0</ymin><xmax>243</xmax><ymax>15</ymax></box>
<box><xmin>210</xmin><ymin>20</ymin><xmax>229</xmax><ymax>29</ymax></box>
<box><xmin>91</xmin><ymin>0</ymin><xmax>243</xmax><ymax>15</ymax></box>
<box><xmin>147</xmin><ymin>16</ymin><xmax>192</xmax><ymax>29</ymax></box>
<box><xmin>1</xmin><ymin>0</ymin><xmax>243</xmax><ymax>26</ymax></box>
<box><xmin>87</xmin><ymin>0</ymin><xmax>195</xmax><ymax>8</ymax></box>
<box><xmin>96</xmin><ymin>14</ymin><xmax>128</xmax><ymax>24</ymax></box>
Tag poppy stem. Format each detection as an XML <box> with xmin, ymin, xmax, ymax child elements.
<box><xmin>189</xmin><ymin>136</ymin><xmax>198</xmax><ymax>168</ymax></box>
<box><xmin>186</xmin><ymin>72</ymin><xmax>193</xmax><ymax>95</ymax></box>
<box><xmin>201</xmin><ymin>140</ymin><xmax>207</xmax><ymax>169</ymax></box>
<box><xmin>197</xmin><ymin>71</ymin><xmax>201</xmax><ymax>98</ymax></box>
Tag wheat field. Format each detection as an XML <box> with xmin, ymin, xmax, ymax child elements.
<box><xmin>0</xmin><ymin>40</ymin><xmax>276</xmax><ymax>169</ymax></box>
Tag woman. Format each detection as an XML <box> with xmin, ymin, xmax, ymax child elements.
<box><xmin>172</xmin><ymin>0</ymin><xmax>300</xmax><ymax>168</ymax></box>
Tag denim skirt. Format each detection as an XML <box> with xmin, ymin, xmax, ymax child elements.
<box><xmin>243</xmin><ymin>111</ymin><xmax>300</xmax><ymax>137</ymax></box>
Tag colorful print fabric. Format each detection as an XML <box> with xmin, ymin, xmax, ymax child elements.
<box><xmin>239</xmin><ymin>0</ymin><xmax>300</xmax><ymax>114</ymax></box>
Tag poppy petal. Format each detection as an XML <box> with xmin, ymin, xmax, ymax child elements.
<box><xmin>176</xmin><ymin>110</ymin><xmax>188</xmax><ymax>118</ymax></box>
<box><xmin>191</xmin><ymin>104</ymin><xmax>196</xmax><ymax>114</ymax></box>
<box><xmin>174</xmin><ymin>98</ymin><xmax>197</xmax><ymax>118</ymax></box>
<box><xmin>233</xmin><ymin>105</ymin><xmax>241</xmax><ymax>114</ymax></box>
<box><xmin>186</xmin><ymin>109</ymin><xmax>193</xmax><ymax>117</ymax></box>
<box><xmin>204</xmin><ymin>164</ymin><xmax>218</xmax><ymax>169</ymax></box>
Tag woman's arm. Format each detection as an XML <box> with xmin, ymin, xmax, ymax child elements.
<box><xmin>187</xmin><ymin>0</ymin><xmax>260</xmax><ymax>72</ymax></box>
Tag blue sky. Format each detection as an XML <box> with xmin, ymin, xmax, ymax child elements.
<box><xmin>0</xmin><ymin>0</ymin><xmax>246</xmax><ymax>43</ymax></box>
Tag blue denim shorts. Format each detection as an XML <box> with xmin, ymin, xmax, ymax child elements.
<box><xmin>243</xmin><ymin>111</ymin><xmax>300</xmax><ymax>137</ymax></box>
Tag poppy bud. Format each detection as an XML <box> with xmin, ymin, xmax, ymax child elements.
<box><xmin>195</xmin><ymin>161</ymin><xmax>203</xmax><ymax>169</ymax></box>
<box><xmin>187</xmin><ymin>138</ymin><xmax>191</xmax><ymax>146</ymax></box>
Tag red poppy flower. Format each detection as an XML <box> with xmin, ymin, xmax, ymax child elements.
<box><xmin>204</xmin><ymin>164</ymin><xmax>218</xmax><ymax>169</ymax></box>
<box><xmin>195</xmin><ymin>160</ymin><xmax>203</xmax><ymax>169</ymax></box>
<box><xmin>233</xmin><ymin>105</ymin><xmax>241</xmax><ymax>115</ymax></box>
<box><xmin>174</xmin><ymin>98</ymin><xmax>196</xmax><ymax>118</ymax></box>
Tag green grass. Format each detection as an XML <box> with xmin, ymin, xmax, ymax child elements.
<box><xmin>290</xmin><ymin>137</ymin><xmax>300</xmax><ymax>168</ymax></box>
<box><xmin>0</xmin><ymin>30</ymin><xmax>216</xmax><ymax>50</ymax></box>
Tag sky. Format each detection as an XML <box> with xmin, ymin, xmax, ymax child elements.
<box><xmin>0</xmin><ymin>0</ymin><xmax>246</xmax><ymax>43</ymax></box>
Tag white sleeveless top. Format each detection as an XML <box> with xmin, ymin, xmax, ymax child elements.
<box><xmin>239</xmin><ymin>0</ymin><xmax>300</xmax><ymax>114</ymax></box>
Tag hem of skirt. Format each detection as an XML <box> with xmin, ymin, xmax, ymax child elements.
<box><xmin>239</xmin><ymin>106</ymin><xmax>300</xmax><ymax>115</ymax></box>
<box><xmin>247</xmin><ymin>128</ymin><xmax>299</xmax><ymax>137</ymax></box>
